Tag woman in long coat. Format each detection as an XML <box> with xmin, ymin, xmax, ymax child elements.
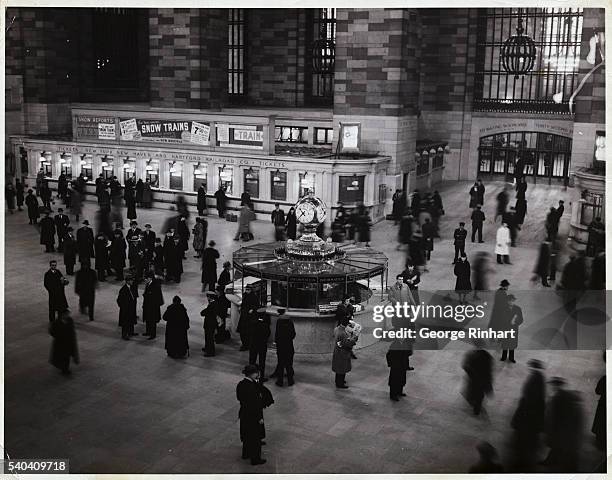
<box><xmin>177</xmin><ymin>217</ymin><xmax>190</xmax><ymax>257</ymax></box>
<box><xmin>49</xmin><ymin>312</ymin><xmax>79</xmax><ymax>374</ymax></box>
<box><xmin>192</xmin><ymin>217</ymin><xmax>206</xmax><ymax>258</ymax></box>
<box><xmin>332</xmin><ymin>318</ymin><xmax>358</xmax><ymax>388</ymax></box>
<box><xmin>454</xmin><ymin>255</ymin><xmax>472</xmax><ymax>304</ymax></box>
<box><xmin>143</xmin><ymin>274</ymin><xmax>164</xmax><ymax>339</ymax></box>
<box><xmin>163</xmin><ymin>296</ymin><xmax>190</xmax><ymax>358</ymax></box>
<box><xmin>285</xmin><ymin>207</ymin><xmax>297</xmax><ymax>240</ymax></box>
<box><xmin>15</xmin><ymin>179</ymin><xmax>25</xmax><ymax>211</ymax></box>
<box><xmin>197</xmin><ymin>185</ymin><xmax>207</xmax><ymax>215</ymax></box>
<box><xmin>469</xmin><ymin>182</ymin><xmax>480</xmax><ymax>208</ymax></box>
<box><xmin>135</xmin><ymin>179</ymin><xmax>144</xmax><ymax>206</ymax></box>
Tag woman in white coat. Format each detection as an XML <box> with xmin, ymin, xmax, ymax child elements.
<box><xmin>495</xmin><ymin>223</ymin><xmax>511</xmax><ymax>264</ymax></box>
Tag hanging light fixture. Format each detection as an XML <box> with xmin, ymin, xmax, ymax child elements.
<box><xmin>273</xmin><ymin>168</ymin><xmax>281</xmax><ymax>182</ymax></box>
<box><xmin>169</xmin><ymin>160</ymin><xmax>177</xmax><ymax>173</ymax></box>
<box><xmin>39</xmin><ymin>151</ymin><xmax>47</xmax><ymax>163</ymax></box>
<box><xmin>193</xmin><ymin>162</ymin><xmax>202</xmax><ymax>175</ymax></box>
<box><xmin>501</xmin><ymin>8</ymin><xmax>537</xmax><ymax>79</ymax></box>
<box><xmin>429</xmin><ymin>148</ymin><xmax>437</xmax><ymax>155</ymax></box>
<box><xmin>414</xmin><ymin>152</ymin><xmax>421</xmax><ymax>160</ymax></box>
<box><xmin>80</xmin><ymin>154</ymin><xmax>87</xmax><ymax>166</ymax></box>
<box><xmin>100</xmin><ymin>155</ymin><xmax>108</xmax><ymax>167</ymax></box>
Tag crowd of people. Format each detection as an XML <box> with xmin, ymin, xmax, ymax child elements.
<box><xmin>4</xmin><ymin>170</ymin><xmax>606</xmax><ymax>471</ymax></box>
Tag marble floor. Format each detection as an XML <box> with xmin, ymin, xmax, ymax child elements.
<box><xmin>3</xmin><ymin>181</ymin><xmax>606</xmax><ymax>474</ymax></box>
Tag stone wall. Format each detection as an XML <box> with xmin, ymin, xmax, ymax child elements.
<box><xmin>149</xmin><ymin>8</ymin><xmax>227</xmax><ymax>109</ymax></box>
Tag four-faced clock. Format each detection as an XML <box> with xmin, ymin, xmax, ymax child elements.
<box><xmin>296</xmin><ymin>202</ymin><xmax>315</xmax><ymax>224</ymax></box>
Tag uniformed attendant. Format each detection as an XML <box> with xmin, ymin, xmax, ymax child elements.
<box><xmin>44</xmin><ymin>260</ymin><xmax>69</xmax><ymax>322</ymax></box>
<box><xmin>117</xmin><ymin>277</ymin><xmax>138</xmax><ymax>340</ymax></box>
<box><xmin>75</xmin><ymin>261</ymin><xmax>97</xmax><ymax>321</ymax></box>
<box><xmin>63</xmin><ymin>227</ymin><xmax>77</xmax><ymax>275</ymax></box>
<box><xmin>201</xmin><ymin>291</ymin><xmax>219</xmax><ymax>356</ymax></box>
<box><xmin>236</xmin><ymin>364</ymin><xmax>267</xmax><ymax>466</ymax></box>
<box><xmin>386</xmin><ymin>338</ymin><xmax>412</xmax><ymax>401</ymax></box>
<box><xmin>142</xmin><ymin>272</ymin><xmax>164</xmax><ymax>339</ymax></box>
<box><xmin>453</xmin><ymin>222</ymin><xmax>468</xmax><ymax>263</ymax></box>
<box><xmin>249</xmin><ymin>309</ymin><xmax>271</xmax><ymax>381</ymax></box>
<box><xmin>54</xmin><ymin>208</ymin><xmax>70</xmax><ymax>252</ymax></box>
<box><xmin>272</xmin><ymin>308</ymin><xmax>295</xmax><ymax>387</ymax></box>
<box><xmin>39</xmin><ymin>211</ymin><xmax>56</xmax><ymax>252</ymax></box>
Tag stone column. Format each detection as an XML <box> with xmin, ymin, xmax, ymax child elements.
<box><xmin>159</xmin><ymin>160</ymin><xmax>170</xmax><ymax>190</ymax></box>
<box><xmin>184</xmin><ymin>161</ymin><xmax>195</xmax><ymax>193</ymax></box>
<box><xmin>135</xmin><ymin>157</ymin><xmax>146</xmax><ymax>181</ymax></box>
<box><xmin>51</xmin><ymin>151</ymin><xmax>61</xmax><ymax>179</ymax></box>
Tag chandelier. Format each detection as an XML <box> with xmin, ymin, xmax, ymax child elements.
<box><xmin>501</xmin><ymin>9</ymin><xmax>537</xmax><ymax>79</ymax></box>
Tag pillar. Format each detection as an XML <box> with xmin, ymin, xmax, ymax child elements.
<box><xmin>184</xmin><ymin>162</ymin><xmax>195</xmax><ymax>193</ymax></box>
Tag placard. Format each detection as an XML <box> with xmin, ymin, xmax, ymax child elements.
<box><xmin>75</xmin><ymin>115</ymin><xmax>117</xmax><ymax>141</ymax></box>
<box><xmin>217</xmin><ymin>124</ymin><xmax>264</xmax><ymax>150</ymax></box>
<box><xmin>339</xmin><ymin>123</ymin><xmax>361</xmax><ymax>153</ymax></box>
<box><xmin>119</xmin><ymin>118</ymin><xmax>211</xmax><ymax>146</ymax></box>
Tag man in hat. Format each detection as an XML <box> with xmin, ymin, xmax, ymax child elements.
<box><xmin>249</xmin><ymin>308</ymin><xmax>271</xmax><ymax>381</ymax></box>
<box><xmin>488</xmin><ymin>279</ymin><xmax>510</xmax><ymax>332</ymax></box>
<box><xmin>75</xmin><ymin>260</ymin><xmax>97</xmax><ymax>321</ymax></box>
<box><xmin>142</xmin><ymin>272</ymin><xmax>164</xmax><ymax>339</ymax></box>
<box><xmin>500</xmin><ymin>294</ymin><xmax>523</xmax><ymax>362</ymax></box>
<box><xmin>126</xmin><ymin>221</ymin><xmax>142</xmax><ymax>266</ymax></box>
<box><xmin>271</xmin><ymin>203</ymin><xmax>286</xmax><ymax>241</ymax></box>
<box><xmin>54</xmin><ymin>207</ymin><xmax>70</xmax><ymax>252</ymax></box>
<box><xmin>453</xmin><ymin>222</ymin><xmax>468</xmax><ymax>264</ymax></box>
<box><xmin>39</xmin><ymin>210</ymin><xmax>56</xmax><ymax>252</ymax></box>
<box><xmin>76</xmin><ymin>220</ymin><xmax>95</xmax><ymax>264</ymax></box>
<box><xmin>44</xmin><ymin>260</ymin><xmax>69</xmax><ymax>323</ymax></box>
<box><xmin>471</xmin><ymin>205</ymin><xmax>485</xmax><ymax>243</ymax></box>
<box><xmin>272</xmin><ymin>308</ymin><xmax>296</xmax><ymax>387</ymax></box>
<box><xmin>117</xmin><ymin>277</ymin><xmax>138</xmax><ymax>340</ymax></box>
<box><xmin>238</xmin><ymin>285</ymin><xmax>259</xmax><ymax>351</ymax></box>
<box><xmin>236</xmin><ymin>364</ymin><xmax>267</xmax><ymax>465</ymax></box>
<box><xmin>142</xmin><ymin>223</ymin><xmax>156</xmax><ymax>269</ymax></box>
<box><xmin>201</xmin><ymin>291</ymin><xmax>219</xmax><ymax>356</ymax></box>
<box><xmin>25</xmin><ymin>188</ymin><xmax>40</xmax><ymax>224</ymax></box>
<box><xmin>201</xmin><ymin>240</ymin><xmax>220</xmax><ymax>293</ymax></box>
<box><xmin>510</xmin><ymin>359</ymin><xmax>546</xmax><ymax>471</ymax></box>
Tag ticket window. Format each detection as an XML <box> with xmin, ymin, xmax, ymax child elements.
<box><xmin>40</xmin><ymin>153</ymin><xmax>52</xmax><ymax>177</ymax></box>
<box><xmin>243</xmin><ymin>168</ymin><xmax>260</xmax><ymax>198</ymax></box>
<box><xmin>338</xmin><ymin>175</ymin><xmax>365</xmax><ymax>204</ymax></box>
<box><xmin>193</xmin><ymin>163</ymin><xmax>207</xmax><ymax>192</ymax></box>
<box><xmin>270</xmin><ymin>170</ymin><xmax>287</xmax><ymax>201</ymax></box>
<box><xmin>101</xmin><ymin>157</ymin><xmax>114</xmax><ymax>180</ymax></box>
<box><xmin>145</xmin><ymin>160</ymin><xmax>159</xmax><ymax>187</ymax></box>
<box><xmin>81</xmin><ymin>156</ymin><xmax>93</xmax><ymax>180</ymax></box>
<box><xmin>123</xmin><ymin>159</ymin><xmax>136</xmax><ymax>184</ymax></box>
<box><xmin>219</xmin><ymin>166</ymin><xmax>234</xmax><ymax>195</ymax></box>
<box><xmin>169</xmin><ymin>161</ymin><xmax>184</xmax><ymax>190</ymax></box>
<box><xmin>299</xmin><ymin>172</ymin><xmax>315</xmax><ymax>197</ymax></box>
<box><xmin>60</xmin><ymin>154</ymin><xmax>72</xmax><ymax>179</ymax></box>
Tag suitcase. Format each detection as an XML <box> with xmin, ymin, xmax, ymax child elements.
<box><xmin>230</xmin><ymin>214</ymin><xmax>238</xmax><ymax>222</ymax></box>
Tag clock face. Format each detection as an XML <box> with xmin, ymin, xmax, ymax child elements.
<box><xmin>296</xmin><ymin>202</ymin><xmax>315</xmax><ymax>224</ymax></box>
<box><xmin>314</xmin><ymin>203</ymin><xmax>326</xmax><ymax>223</ymax></box>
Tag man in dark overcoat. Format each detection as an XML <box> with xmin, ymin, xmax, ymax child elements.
<box><xmin>54</xmin><ymin>208</ymin><xmax>70</xmax><ymax>252</ymax></box>
<box><xmin>386</xmin><ymin>338</ymin><xmax>412</xmax><ymax>401</ymax></box>
<box><xmin>25</xmin><ymin>188</ymin><xmax>40</xmax><ymax>224</ymax></box>
<box><xmin>462</xmin><ymin>342</ymin><xmax>493</xmax><ymax>415</ymax></box>
<box><xmin>75</xmin><ymin>261</ymin><xmax>97</xmax><ymax>321</ymax></box>
<box><xmin>201</xmin><ymin>292</ymin><xmax>219</xmax><ymax>356</ymax></box>
<box><xmin>237</xmin><ymin>285</ymin><xmax>259</xmax><ymax>351</ymax></box>
<box><xmin>201</xmin><ymin>240</ymin><xmax>220</xmax><ymax>293</ymax></box>
<box><xmin>236</xmin><ymin>364</ymin><xmax>267</xmax><ymax>465</ymax></box>
<box><xmin>142</xmin><ymin>273</ymin><xmax>164</xmax><ymax>339</ymax></box>
<box><xmin>249</xmin><ymin>309</ymin><xmax>271</xmax><ymax>381</ymax></box>
<box><xmin>39</xmin><ymin>211</ymin><xmax>56</xmax><ymax>252</ymax></box>
<box><xmin>272</xmin><ymin>309</ymin><xmax>296</xmax><ymax>387</ymax></box>
<box><xmin>63</xmin><ymin>227</ymin><xmax>77</xmax><ymax>275</ymax></box>
<box><xmin>197</xmin><ymin>184</ymin><xmax>207</xmax><ymax>216</ymax></box>
<box><xmin>117</xmin><ymin>278</ymin><xmax>138</xmax><ymax>339</ymax></box>
<box><xmin>44</xmin><ymin>260</ymin><xmax>69</xmax><ymax>322</ymax></box>
<box><xmin>76</xmin><ymin>220</ymin><xmax>95</xmax><ymax>264</ymax></box>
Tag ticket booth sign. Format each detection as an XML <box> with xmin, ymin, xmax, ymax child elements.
<box><xmin>217</xmin><ymin>124</ymin><xmax>265</xmax><ymax>150</ymax></box>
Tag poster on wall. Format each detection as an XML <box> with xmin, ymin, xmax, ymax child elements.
<box><xmin>119</xmin><ymin>118</ymin><xmax>211</xmax><ymax>146</ymax></box>
<box><xmin>75</xmin><ymin>115</ymin><xmax>117</xmax><ymax>141</ymax></box>
<box><xmin>216</xmin><ymin>124</ymin><xmax>264</xmax><ymax>150</ymax></box>
<box><xmin>339</xmin><ymin>123</ymin><xmax>361</xmax><ymax>153</ymax></box>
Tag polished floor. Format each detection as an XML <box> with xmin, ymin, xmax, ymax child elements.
<box><xmin>4</xmin><ymin>181</ymin><xmax>606</xmax><ymax>473</ymax></box>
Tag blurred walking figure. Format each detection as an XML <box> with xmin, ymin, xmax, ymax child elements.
<box><xmin>63</xmin><ymin>227</ymin><xmax>77</xmax><ymax>276</ymax></box>
<box><xmin>532</xmin><ymin>241</ymin><xmax>552</xmax><ymax>287</ymax></box>
<box><xmin>75</xmin><ymin>261</ymin><xmax>97</xmax><ymax>321</ymax></box>
<box><xmin>285</xmin><ymin>207</ymin><xmax>297</xmax><ymax>240</ymax></box>
<box><xmin>392</xmin><ymin>189</ymin><xmax>405</xmax><ymax>224</ymax></box>
<box><xmin>495</xmin><ymin>185</ymin><xmax>509</xmax><ymax>222</ymax></box>
<box><xmin>235</xmin><ymin>203</ymin><xmax>256</xmax><ymax>241</ymax></box>
<box><xmin>541</xmin><ymin>377</ymin><xmax>584</xmax><ymax>472</ymax></box>
<box><xmin>500</xmin><ymin>294</ymin><xmax>523</xmax><ymax>362</ymax></box>
<box><xmin>15</xmin><ymin>178</ymin><xmax>25</xmax><ymax>211</ymax></box>
<box><xmin>5</xmin><ymin>182</ymin><xmax>16</xmax><ymax>214</ymax></box>
<box><xmin>197</xmin><ymin>183</ymin><xmax>207</xmax><ymax>216</ymax></box>
<box><xmin>39</xmin><ymin>210</ymin><xmax>56</xmax><ymax>252</ymax></box>
<box><xmin>468</xmin><ymin>442</ymin><xmax>504</xmax><ymax>473</ymax></box>
<box><xmin>192</xmin><ymin>217</ymin><xmax>206</xmax><ymax>258</ymax></box>
<box><xmin>471</xmin><ymin>252</ymin><xmax>491</xmax><ymax>301</ymax></box>
<box><xmin>587</xmin><ymin>216</ymin><xmax>605</xmax><ymax>257</ymax></box>
<box><xmin>49</xmin><ymin>311</ymin><xmax>79</xmax><ymax>375</ymax></box>
<box><xmin>214</xmin><ymin>186</ymin><xmax>227</xmax><ymax>218</ymax></box>
<box><xmin>421</xmin><ymin>217</ymin><xmax>435</xmax><ymax>261</ymax></box>
<box><xmin>509</xmin><ymin>359</ymin><xmax>546</xmax><ymax>472</ymax></box>
<box><xmin>431</xmin><ymin>190</ymin><xmax>444</xmax><ymax>237</ymax></box>
<box><xmin>271</xmin><ymin>203</ymin><xmax>286</xmax><ymax>241</ymax></box>
<box><xmin>468</xmin><ymin>182</ymin><xmax>480</xmax><ymax>209</ymax></box>
<box><xmin>272</xmin><ymin>308</ymin><xmax>296</xmax><ymax>387</ymax></box>
<box><xmin>25</xmin><ymin>189</ymin><xmax>40</xmax><ymax>224</ymax></box>
<box><xmin>462</xmin><ymin>341</ymin><xmax>493</xmax><ymax>415</ymax></box>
